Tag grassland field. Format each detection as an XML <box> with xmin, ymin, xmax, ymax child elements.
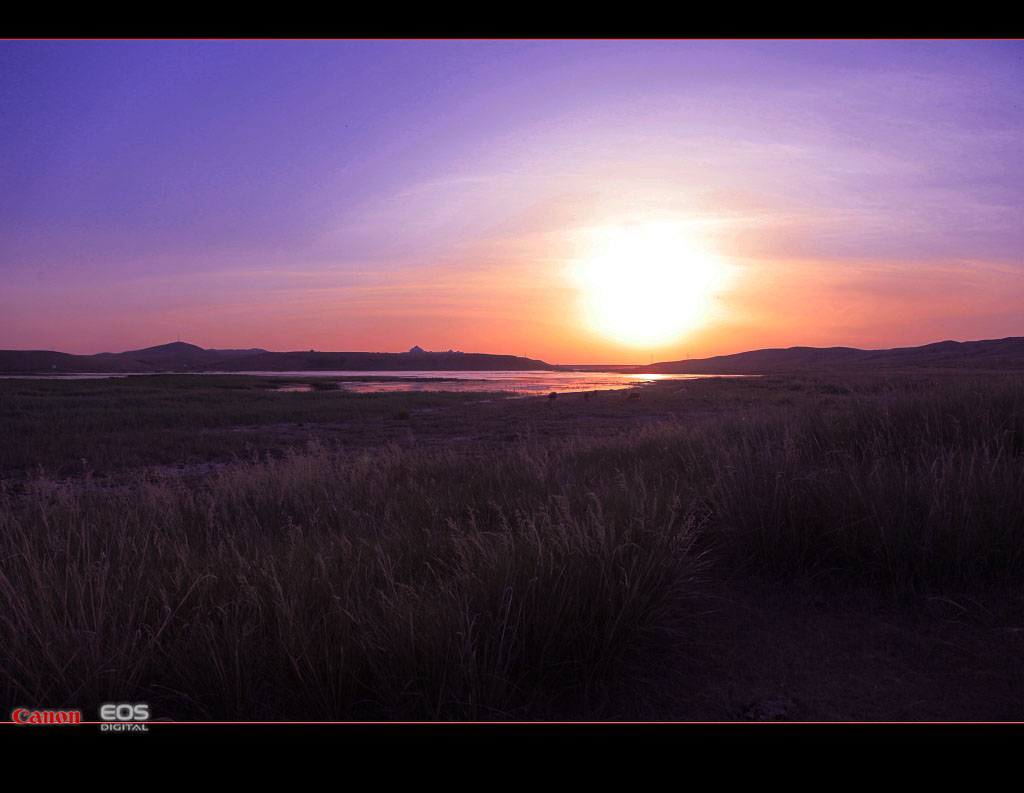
<box><xmin>2</xmin><ymin>371</ymin><xmax>1022</xmax><ymax>720</ymax></box>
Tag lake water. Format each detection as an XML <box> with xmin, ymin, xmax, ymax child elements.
<box><xmin>2</xmin><ymin>369</ymin><xmax>751</xmax><ymax>395</ymax></box>
<box><xmin>219</xmin><ymin>370</ymin><xmax>750</xmax><ymax>395</ymax></box>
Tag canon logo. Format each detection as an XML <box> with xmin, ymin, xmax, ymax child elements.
<box><xmin>11</xmin><ymin>708</ymin><xmax>82</xmax><ymax>725</ymax></box>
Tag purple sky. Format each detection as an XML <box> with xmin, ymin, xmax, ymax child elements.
<box><xmin>2</xmin><ymin>40</ymin><xmax>1022</xmax><ymax>362</ymax></box>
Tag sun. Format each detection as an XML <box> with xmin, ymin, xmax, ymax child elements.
<box><xmin>572</xmin><ymin>221</ymin><xmax>723</xmax><ymax>347</ymax></box>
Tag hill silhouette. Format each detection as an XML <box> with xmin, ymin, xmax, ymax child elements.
<box><xmin>633</xmin><ymin>336</ymin><xmax>1024</xmax><ymax>374</ymax></box>
<box><xmin>2</xmin><ymin>336</ymin><xmax>1022</xmax><ymax>375</ymax></box>
<box><xmin>0</xmin><ymin>342</ymin><xmax>554</xmax><ymax>373</ymax></box>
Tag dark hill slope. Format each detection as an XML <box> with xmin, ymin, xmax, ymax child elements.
<box><xmin>202</xmin><ymin>350</ymin><xmax>555</xmax><ymax>372</ymax></box>
<box><xmin>98</xmin><ymin>342</ymin><xmax>236</xmax><ymax>370</ymax></box>
<box><xmin>0</xmin><ymin>343</ymin><xmax>553</xmax><ymax>373</ymax></box>
<box><xmin>638</xmin><ymin>337</ymin><xmax>1024</xmax><ymax>374</ymax></box>
<box><xmin>0</xmin><ymin>350</ymin><xmax>146</xmax><ymax>373</ymax></box>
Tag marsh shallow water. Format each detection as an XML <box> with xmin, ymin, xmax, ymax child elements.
<box><xmin>2</xmin><ymin>370</ymin><xmax>751</xmax><ymax>395</ymax></box>
<box><xmin>259</xmin><ymin>370</ymin><xmax>751</xmax><ymax>395</ymax></box>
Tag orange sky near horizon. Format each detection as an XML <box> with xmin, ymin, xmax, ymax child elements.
<box><xmin>9</xmin><ymin>241</ymin><xmax>1023</xmax><ymax>364</ymax></box>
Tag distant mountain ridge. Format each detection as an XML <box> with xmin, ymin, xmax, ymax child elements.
<box><xmin>1</xmin><ymin>337</ymin><xmax>1022</xmax><ymax>375</ymax></box>
<box><xmin>633</xmin><ymin>336</ymin><xmax>1024</xmax><ymax>374</ymax></box>
<box><xmin>0</xmin><ymin>341</ymin><xmax>555</xmax><ymax>373</ymax></box>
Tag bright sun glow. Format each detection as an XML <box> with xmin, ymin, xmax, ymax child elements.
<box><xmin>573</xmin><ymin>221</ymin><xmax>723</xmax><ymax>347</ymax></box>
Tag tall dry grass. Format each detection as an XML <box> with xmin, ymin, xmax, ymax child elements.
<box><xmin>1</xmin><ymin>373</ymin><xmax>1022</xmax><ymax>719</ymax></box>
<box><xmin>0</xmin><ymin>440</ymin><xmax>701</xmax><ymax>720</ymax></box>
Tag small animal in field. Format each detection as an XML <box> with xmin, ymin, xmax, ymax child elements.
<box><xmin>548</xmin><ymin>391</ymin><xmax>558</xmax><ymax>402</ymax></box>
<box><xmin>582</xmin><ymin>390</ymin><xmax>597</xmax><ymax>401</ymax></box>
<box><xmin>627</xmin><ymin>391</ymin><xmax>642</xmax><ymax>401</ymax></box>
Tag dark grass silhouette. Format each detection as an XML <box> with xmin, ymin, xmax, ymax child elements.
<box><xmin>1</xmin><ymin>372</ymin><xmax>1023</xmax><ymax>719</ymax></box>
<box><xmin>0</xmin><ymin>442</ymin><xmax>702</xmax><ymax>720</ymax></box>
<box><xmin>0</xmin><ymin>375</ymin><xmax>503</xmax><ymax>477</ymax></box>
